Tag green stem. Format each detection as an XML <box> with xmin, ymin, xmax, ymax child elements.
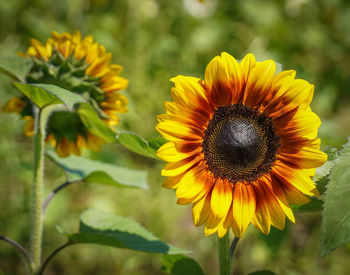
<box><xmin>218</xmin><ymin>233</ymin><xmax>232</xmax><ymax>275</ymax></box>
<box><xmin>42</xmin><ymin>179</ymin><xmax>83</xmax><ymax>214</ymax></box>
<box><xmin>38</xmin><ymin>243</ymin><xmax>70</xmax><ymax>275</ymax></box>
<box><xmin>0</xmin><ymin>234</ymin><xmax>33</xmax><ymax>273</ymax></box>
<box><xmin>30</xmin><ymin>107</ymin><xmax>45</xmax><ymax>272</ymax></box>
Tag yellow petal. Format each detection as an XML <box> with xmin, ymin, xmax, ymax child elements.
<box><xmin>161</xmin><ymin>155</ymin><xmax>202</xmax><ymax>177</ymax></box>
<box><xmin>260</xmin><ymin>70</ymin><xmax>296</xmax><ymax>112</ymax></box>
<box><xmin>219</xmin><ymin>207</ymin><xmax>234</xmax><ymax>238</ymax></box>
<box><xmin>269</xmin><ymin>175</ymin><xmax>295</xmax><ymax>223</ymax></box>
<box><xmin>69</xmin><ymin>141</ymin><xmax>81</xmax><ymax>156</ymax></box>
<box><xmin>267</xmin><ymin>80</ymin><xmax>314</xmax><ymax>118</ymax></box>
<box><xmin>279</xmin><ymin>146</ymin><xmax>327</xmax><ymax>169</ymax></box>
<box><xmin>192</xmin><ymin>194</ymin><xmax>211</xmax><ymax>226</ymax></box>
<box><xmin>176</xmin><ymin>165</ymin><xmax>210</xmax><ymax>202</ymax></box>
<box><xmin>231</xmin><ymin>182</ymin><xmax>256</xmax><ymax>237</ymax></box>
<box><xmin>204</xmin><ymin>213</ymin><xmax>223</xmax><ymax>236</ymax></box>
<box><xmin>251</xmin><ymin>185</ymin><xmax>271</xmax><ymax>235</ymax></box>
<box><xmin>86</xmin><ymin>133</ymin><xmax>104</xmax><ymax>152</ymax></box>
<box><xmin>204</xmin><ymin>52</ymin><xmax>244</xmax><ymax>106</ymax></box>
<box><xmin>243</xmin><ymin>60</ymin><xmax>276</xmax><ymax>108</ymax></box>
<box><xmin>275</xmin><ymin>109</ymin><xmax>321</xmax><ymax>140</ymax></box>
<box><xmin>157</xmin><ymin>142</ymin><xmax>200</xmax><ymax>163</ymax></box>
<box><xmin>283</xmin><ymin>181</ymin><xmax>311</xmax><ymax>205</ymax></box>
<box><xmin>210</xmin><ymin>179</ymin><xmax>233</xmax><ymax>219</ymax></box>
<box><xmin>162</xmin><ymin>174</ymin><xmax>183</xmax><ymax>189</ymax></box>
<box><xmin>252</xmin><ymin>206</ymin><xmax>271</xmax><ymax>235</ymax></box>
<box><xmin>170</xmin><ymin>76</ymin><xmax>208</xmax><ymax>103</ymax></box>
<box><xmin>157</xmin><ymin>120</ymin><xmax>202</xmax><ymax>142</ymax></box>
<box><xmin>259</xmin><ymin>183</ymin><xmax>286</xmax><ymax>230</ymax></box>
<box><xmin>23</xmin><ymin>116</ymin><xmax>35</xmax><ymax>137</ymax></box>
<box><xmin>273</xmin><ymin>161</ymin><xmax>319</xmax><ymax>197</ymax></box>
<box><xmin>239</xmin><ymin>53</ymin><xmax>256</xmax><ymax>82</ymax></box>
<box><xmin>56</xmin><ymin>137</ymin><xmax>70</xmax><ymax>157</ymax></box>
<box><xmin>2</xmin><ymin>97</ymin><xmax>26</xmax><ymax>113</ymax></box>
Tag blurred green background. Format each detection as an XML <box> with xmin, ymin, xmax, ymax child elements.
<box><xmin>0</xmin><ymin>0</ymin><xmax>350</xmax><ymax>274</ymax></box>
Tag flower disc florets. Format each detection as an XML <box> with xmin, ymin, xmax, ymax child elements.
<box><xmin>203</xmin><ymin>104</ymin><xmax>280</xmax><ymax>183</ymax></box>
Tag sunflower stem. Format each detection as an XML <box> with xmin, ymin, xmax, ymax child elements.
<box><xmin>30</xmin><ymin>107</ymin><xmax>45</xmax><ymax>272</ymax></box>
<box><xmin>42</xmin><ymin>179</ymin><xmax>83</xmax><ymax>214</ymax></box>
<box><xmin>0</xmin><ymin>234</ymin><xmax>33</xmax><ymax>274</ymax></box>
<box><xmin>38</xmin><ymin>242</ymin><xmax>70</xmax><ymax>275</ymax></box>
<box><xmin>218</xmin><ymin>233</ymin><xmax>232</xmax><ymax>275</ymax></box>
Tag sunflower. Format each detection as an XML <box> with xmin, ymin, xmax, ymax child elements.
<box><xmin>2</xmin><ymin>31</ymin><xmax>128</xmax><ymax>157</ymax></box>
<box><xmin>156</xmin><ymin>52</ymin><xmax>327</xmax><ymax>238</ymax></box>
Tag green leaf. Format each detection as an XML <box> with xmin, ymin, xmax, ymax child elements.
<box><xmin>14</xmin><ymin>82</ymin><xmax>85</xmax><ymax>109</ymax></box>
<box><xmin>77</xmin><ymin>103</ymin><xmax>117</xmax><ymax>143</ymax></box>
<box><xmin>161</xmin><ymin>254</ymin><xmax>205</xmax><ymax>275</ymax></box>
<box><xmin>63</xmin><ymin>209</ymin><xmax>189</xmax><ymax>254</ymax></box>
<box><xmin>248</xmin><ymin>271</ymin><xmax>276</xmax><ymax>275</ymax></box>
<box><xmin>315</xmin><ymin>176</ymin><xmax>329</xmax><ymax>196</ymax></box>
<box><xmin>314</xmin><ymin>146</ymin><xmax>339</xmax><ymax>182</ymax></box>
<box><xmin>320</xmin><ymin>138</ymin><xmax>350</xmax><ymax>257</ymax></box>
<box><xmin>118</xmin><ymin>132</ymin><xmax>167</xmax><ymax>159</ymax></box>
<box><xmin>312</xmin><ymin>146</ymin><xmax>340</xmax><ymax>196</ymax></box>
<box><xmin>46</xmin><ymin>150</ymin><xmax>148</xmax><ymax>189</ymax></box>
<box><xmin>0</xmin><ymin>56</ymin><xmax>32</xmax><ymax>82</ymax></box>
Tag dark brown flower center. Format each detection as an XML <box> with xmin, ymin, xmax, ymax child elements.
<box><xmin>202</xmin><ymin>104</ymin><xmax>279</xmax><ymax>183</ymax></box>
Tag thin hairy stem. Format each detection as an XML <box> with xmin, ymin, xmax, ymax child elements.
<box><xmin>30</xmin><ymin>105</ymin><xmax>64</xmax><ymax>272</ymax></box>
<box><xmin>218</xmin><ymin>233</ymin><xmax>232</xmax><ymax>275</ymax></box>
<box><xmin>42</xmin><ymin>180</ymin><xmax>83</xmax><ymax>214</ymax></box>
<box><xmin>0</xmin><ymin>234</ymin><xmax>33</xmax><ymax>273</ymax></box>
<box><xmin>30</xmin><ymin>108</ymin><xmax>45</xmax><ymax>270</ymax></box>
<box><xmin>38</xmin><ymin>243</ymin><xmax>70</xmax><ymax>275</ymax></box>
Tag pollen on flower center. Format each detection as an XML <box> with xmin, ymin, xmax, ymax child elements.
<box><xmin>202</xmin><ymin>104</ymin><xmax>280</xmax><ymax>183</ymax></box>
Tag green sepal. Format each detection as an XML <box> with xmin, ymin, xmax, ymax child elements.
<box><xmin>77</xmin><ymin>102</ymin><xmax>117</xmax><ymax>143</ymax></box>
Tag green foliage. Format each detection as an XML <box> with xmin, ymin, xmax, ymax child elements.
<box><xmin>248</xmin><ymin>271</ymin><xmax>276</xmax><ymax>275</ymax></box>
<box><xmin>291</xmin><ymin>197</ymin><xmax>323</xmax><ymax>212</ymax></box>
<box><xmin>313</xmin><ymin>146</ymin><xmax>339</xmax><ymax>182</ymax></box>
<box><xmin>1</xmin><ymin>0</ymin><xmax>350</xmax><ymax>274</ymax></box>
<box><xmin>77</xmin><ymin>103</ymin><xmax>117</xmax><ymax>143</ymax></box>
<box><xmin>13</xmin><ymin>82</ymin><xmax>85</xmax><ymax>109</ymax></box>
<box><xmin>320</xmin><ymin>138</ymin><xmax>350</xmax><ymax>257</ymax></box>
<box><xmin>47</xmin><ymin>150</ymin><xmax>148</xmax><ymax>189</ymax></box>
<box><xmin>291</xmin><ymin>146</ymin><xmax>340</xmax><ymax>213</ymax></box>
<box><xmin>118</xmin><ymin>131</ymin><xmax>166</xmax><ymax>159</ymax></box>
<box><xmin>161</xmin><ymin>254</ymin><xmax>205</xmax><ymax>275</ymax></box>
<box><xmin>12</xmin><ymin>83</ymin><xmax>118</xmax><ymax>144</ymax></box>
<box><xmin>0</xmin><ymin>56</ymin><xmax>32</xmax><ymax>82</ymax></box>
<box><xmin>63</xmin><ymin>209</ymin><xmax>188</xmax><ymax>254</ymax></box>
